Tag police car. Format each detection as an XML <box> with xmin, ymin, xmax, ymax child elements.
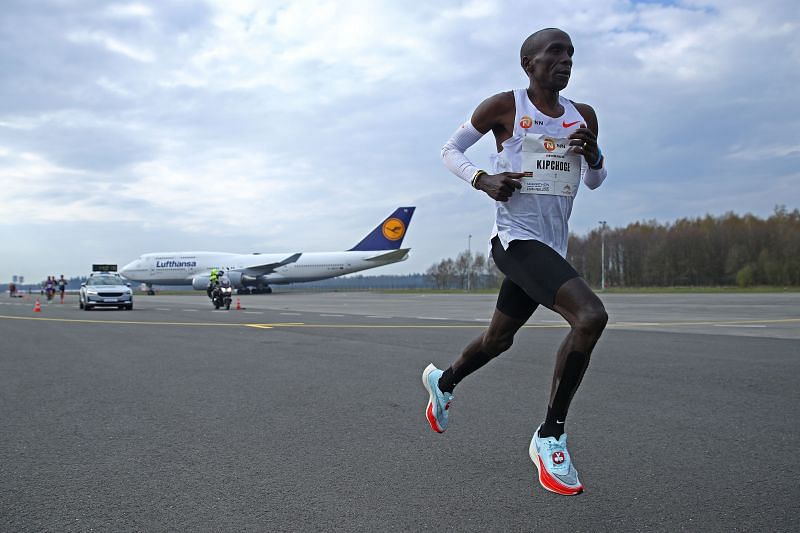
<box><xmin>79</xmin><ymin>265</ymin><xmax>134</xmax><ymax>311</ymax></box>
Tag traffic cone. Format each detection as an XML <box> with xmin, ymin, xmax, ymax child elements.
<box><xmin>236</xmin><ymin>298</ymin><xmax>241</xmax><ymax>310</ymax></box>
<box><xmin>33</xmin><ymin>299</ymin><xmax>41</xmax><ymax>312</ymax></box>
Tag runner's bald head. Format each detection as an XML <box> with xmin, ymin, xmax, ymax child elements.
<box><xmin>520</xmin><ymin>28</ymin><xmax>570</xmax><ymax>60</ymax></box>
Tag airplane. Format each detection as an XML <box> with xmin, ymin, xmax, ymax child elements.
<box><xmin>119</xmin><ymin>207</ymin><xmax>415</xmax><ymax>294</ymax></box>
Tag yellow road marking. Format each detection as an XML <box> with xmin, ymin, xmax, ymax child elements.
<box><xmin>2</xmin><ymin>314</ymin><xmax>798</xmax><ymax>330</ymax></box>
<box><xmin>0</xmin><ymin>315</ymin><xmax>303</xmax><ymax>328</ymax></box>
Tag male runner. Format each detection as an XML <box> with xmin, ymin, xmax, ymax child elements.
<box><xmin>58</xmin><ymin>275</ymin><xmax>67</xmax><ymax>304</ymax></box>
<box><xmin>423</xmin><ymin>28</ymin><xmax>608</xmax><ymax>496</ymax></box>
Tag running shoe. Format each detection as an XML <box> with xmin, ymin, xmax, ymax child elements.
<box><xmin>422</xmin><ymin>363</ymin><xmax>453</xmax><ymax>433</ymax></box>
<box><xmin>529</xmin><ymin>425</ymin><xmax>584</xmax><ymax>495</ymax></box>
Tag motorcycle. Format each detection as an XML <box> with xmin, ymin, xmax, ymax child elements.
<box><xmin>211</xmin><ymin>285</ymin><xmax>233</xmax><ymax>310</ymax></box>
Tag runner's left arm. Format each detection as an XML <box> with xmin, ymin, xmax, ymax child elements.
<box><xmin>571</xmin><ymin>103</ymin><xmax>607</xmax><ymax>190</ymax></box>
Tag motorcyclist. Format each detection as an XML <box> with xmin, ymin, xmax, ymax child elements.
<box><xmin>210</xmin><ymin>270</ymin><xmax>232</xmax><ymax>309</ymax></box>
<box><xmin>207</xmin><ymin>268</ymin><xmax>219</xmax><ymax>298</ymax></box>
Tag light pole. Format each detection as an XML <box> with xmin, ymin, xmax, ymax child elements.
<box><xmin>467</xmin><ymin>234</ymin><xmax>472</xmax><ymax>291</ymax></box>
<box><xmin>598</xmin><ymin>221</ymin><xmax>608</xmax><ymax>290</ymax></box>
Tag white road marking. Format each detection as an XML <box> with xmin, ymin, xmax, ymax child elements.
<box><xmin>280</xmin><ymin>312</ymin><xmax>301</xmax><ymax>316</ymax></box>
<box><xmin>713</xmin><ymin>324</ymin><xmax>766</xmax><ymax>328</ymax></box>
<box><xmin>244</xmin><ymin>311</ymin><xmax>263</xmax><ymax>314</ymax></box>
<box><xmin>156</xmin><ymin>308</ymin><xmax>170</xmax><ymax>311</ymax></box>
<box><xmin>183</xmin><ymin>309</ymin><xmax>198</xmax><ymax>312</ymax></box>
<box><xmin>320</xmin><ymin>314</ymin><xmax>345</xmax><ymax>317</ymax></box>
<box><xmin>416</xmin><ymin>316</ymin><xmax>450</xmax><ymax>320</ymax></box>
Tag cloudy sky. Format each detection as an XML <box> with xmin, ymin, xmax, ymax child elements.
<box><xmin>1</xmin><ymin>0</ymin><xmax>798</xmax><ymax>283</ymax></box>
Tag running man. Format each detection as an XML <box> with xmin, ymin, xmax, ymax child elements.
<box><xmin>423</xmin><ymin>28</ymin><xmax>609</xmax><ymax>496</ymax></box>
<box><xmin>58</xmin><ymin>275</ymin><xmax>67</xmax><ymax>304</ymax></box>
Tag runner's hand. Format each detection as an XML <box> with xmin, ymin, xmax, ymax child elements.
<box><xmin>476</xmin><ymin>172</ymin><xmax>524</xmax><ymax>202</ymax></box>
<box><xmin>568</xmin><ymin>124</ymin><xmax>600</xmax><ymax>165</ymax></box>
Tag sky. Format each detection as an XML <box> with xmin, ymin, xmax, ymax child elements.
<box><xmin>1</xmin><ymin>0</ymin><xmax>798</xmax><ymax>283</ymax></box>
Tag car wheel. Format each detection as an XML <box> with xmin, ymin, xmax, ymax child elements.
<box><xmin>79</xmin><ymin>298</ymin><xmax>84</xmax><ymax>309</ymax></box>
<box><xmin>84</xmin><ymin>304</ymin><xmax>92</xmax><ymax>311</ymax></box>
<box><xmin>127</xmin><ymin>304</ymin><xmax>133</xmax><ymax>310</ymax></box>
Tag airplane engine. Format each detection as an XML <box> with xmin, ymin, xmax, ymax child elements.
<box><xmin>191</xmin><ymin>275</ymin><xmax>211</xmax><ymax>290</ymax></box>
<box><xmin>225</xmin><ymin>271</ymin><xmax>259</xmax><ymax>289</ymax></box>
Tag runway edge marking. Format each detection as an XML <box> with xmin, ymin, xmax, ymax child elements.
<box><xmin>1</xmin><ymin>315</ymin><xmax>799</xmax><ymax>329</ymax></box>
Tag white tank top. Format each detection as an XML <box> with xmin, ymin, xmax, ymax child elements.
<box><xmin>489</xmin><ymin>88</ymin><xmax>588</xmax><ymax>258</ymax></box>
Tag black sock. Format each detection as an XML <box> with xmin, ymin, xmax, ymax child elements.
<box><xmin>538</xmin><ymin>406</ymin><xmax>566</xmax><ymax>439</ymax></box>
<box><xmin>538</xmin><ymin>351</ymin><xmax>590</xmax><ymax>439</ymax></box>
<box><xmin>438</xmin><ymin>368</ymin><xmax>456</xmax><ymax>393</ymax></box>
<box><xmin>438</xmin><ymin>350</ymin><xmax>494</xmax><ymax>394</ymax></box>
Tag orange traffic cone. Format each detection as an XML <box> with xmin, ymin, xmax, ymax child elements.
<box><xmin>236</xmin><ymin>298</ymin><xmax>242</xmax><ymax>310</ymax></box>
<box><xmin>33</xmin><ymin>299</ymin><xmax>42</xmax><ymax>312</ymax></box>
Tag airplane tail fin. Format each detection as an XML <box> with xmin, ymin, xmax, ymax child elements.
<box><xmin>348</xmin><ymin>207</ymin><xmax>415</xmax><ymax>251</ymax></box>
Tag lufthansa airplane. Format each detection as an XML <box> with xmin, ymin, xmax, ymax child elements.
<box><xmin>120</xmin><ymin>207</ymin><xmax>415</xmax><ymax>294</ymax></box>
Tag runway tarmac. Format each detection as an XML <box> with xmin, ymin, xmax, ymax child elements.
<box><xmin>1</xmin><ymin>292</ymin><xmax>798</xmax><ymax>531</ymax></box>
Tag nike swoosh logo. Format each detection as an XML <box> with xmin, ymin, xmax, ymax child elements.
<box><xmin>562</xmin><ymin>120</ymin><xmax>580</xmax><ymax>128</ymax></box>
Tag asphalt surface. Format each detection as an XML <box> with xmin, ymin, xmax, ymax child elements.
<box><xmin>1</xmin><ymin>292</ymin><xmax>798</xmax><ymax>531</ymax></box>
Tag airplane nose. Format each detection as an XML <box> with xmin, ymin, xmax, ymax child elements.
<box><xmin>120</xmin><ymin>260</ymin><xmax>136</xmax><ymax>277</ymax></box>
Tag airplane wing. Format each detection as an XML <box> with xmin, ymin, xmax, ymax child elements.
<box><xmin>239</xmin><ymin>253</ymin><xmax>302</xmax><ymax>276</ymax></box>
<box><xmin>365</xmin><ymin>249</ymin><xmax>410</xmax><ymax>262</ymax></box>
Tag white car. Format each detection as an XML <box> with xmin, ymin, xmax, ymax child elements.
<box><xmin>79</xmin><ymin>273</ymin><xmax>133</xmax><ymax>310</ymax></box>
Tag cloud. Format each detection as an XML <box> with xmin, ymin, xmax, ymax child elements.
<box><xmin>1</xmin><ymin>0</ymin><xmax>798</xmax><ymax>282</ymax></box>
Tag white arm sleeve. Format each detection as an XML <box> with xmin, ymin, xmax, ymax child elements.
<box><xmin>441</xmin><ymin>120</ymin><xmax>485</xmax><ymax>183</ymax></box>
<box><xmin>582</xmin><ymin>160</ymin><xmax>607</xmax><ymax>190</ymax></box>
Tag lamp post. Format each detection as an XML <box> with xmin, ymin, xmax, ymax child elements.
<box><xmin>598</xmin><ymin>221</ymin><xmax>608</xmax><ymax>290</ymax></box>
<box><xmin>467</xmin><ymin>234</ymin><xmax>472</xmax><ymax>291</ymax></box>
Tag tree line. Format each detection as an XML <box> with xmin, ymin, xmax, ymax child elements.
<box><xmin>426</xmin><ymin>207</ymin><xmax>800</xmax><ymax>289</ymax></box>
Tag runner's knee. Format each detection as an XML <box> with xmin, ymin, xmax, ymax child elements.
<box><xmin>573</xmin><ymin>304</ymin><xmax>608</xmax><ymax>337</ymax></box>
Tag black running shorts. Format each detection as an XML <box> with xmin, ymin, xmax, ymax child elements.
<box><xmin>491</xmin><ymin>236</ymin><xmax>579</xmax><ymax>319</ymax></box>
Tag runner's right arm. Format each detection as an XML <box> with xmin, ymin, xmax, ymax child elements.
<box><xmin>441</xmin><ymin>93</ymin><xmax>523</xmax><ymax>202</ymax></box>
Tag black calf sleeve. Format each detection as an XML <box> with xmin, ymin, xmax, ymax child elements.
<box><xmin>539</xmin><ymin>351</ymin><xmax>590</xmax><ymax>438</ymax></box>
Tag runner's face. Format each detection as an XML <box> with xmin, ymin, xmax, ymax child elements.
<box><xmin>527</xmin><ymin>33</ymin><xmax>574</xmax><ymax>91</ymax></box>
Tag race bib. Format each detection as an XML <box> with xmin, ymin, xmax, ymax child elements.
<box><xmin>520</xmin><ymin>135</ymin><xmax>581</xmax><ymax>197</ymax></box>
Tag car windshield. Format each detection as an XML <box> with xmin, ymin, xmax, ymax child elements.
<box><xmin>87</xmin><ymin>276</ymin><xmax>123</xmax><ymax>286</ymax></box>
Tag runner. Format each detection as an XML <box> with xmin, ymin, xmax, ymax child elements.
<box><xmin>424</xmin><ymin>28</ymin><xmax>609</xmax><ymax>496</ymax></box>
<box><xmin>45</xmin><ymin>276</ymin><xmax>55</xmax><ymax>303</ymax></box>
<box><xmin>58</xmin><ymin>275</ymin><xmax>67</xmax><ymax>304</ymax></box>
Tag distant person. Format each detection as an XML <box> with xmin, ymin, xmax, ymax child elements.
<box><xmin>8</xmin><ymin>282</ymin><xmax>16</xmax><ymax>297</ymax></box>
<box><xmin>207</xmin><ymin>268</ymin><xmax>219</xmax><ymax>298</ymax></box>
<box><xmin>423</xmin><ymin>28</ymin><xmax>609</xmax><ymax>496</ymax></box>
<box><xmin>45</xmin><ymin>276</ymin><xmax>55</xmax><ymax>302</ymax></box>
<box><xmin>58</xmin><ymin>275</ymin><xmax>67</xmax><ymax>304</ymax></box>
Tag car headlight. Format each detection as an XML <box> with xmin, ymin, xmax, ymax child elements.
<box><xmin>86</xmin><ymin>289</ymin><xmax>98</xmax><ymax>294</ymax></box>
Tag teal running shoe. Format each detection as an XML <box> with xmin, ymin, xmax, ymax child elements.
<box><xmin>530</xmin><ymin>425</ymin><xmax>584</xmax><ymax>495</ymax></box>
<box><xmin>422</xmin><ymin>363</ymin><xmax>453</xmax><ymax>433</ymax></box>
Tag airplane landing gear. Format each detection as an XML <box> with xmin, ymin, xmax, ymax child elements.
<box><xmin>237</xmin><ymin>287</ymin><xmax>272</xmax><ymax>295</ymax></box>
